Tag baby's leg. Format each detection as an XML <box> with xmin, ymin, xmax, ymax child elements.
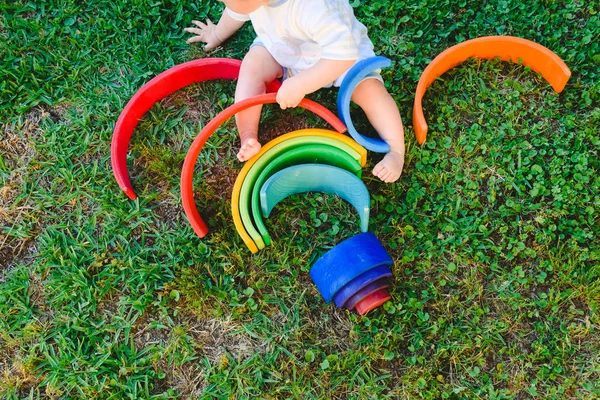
<box><xmin>235</xmin><ymin>46</ymin><xmax>283</xmax><ymax>161</ymax></box>
<box><xmin>351</xmin><ymin>79</ymin><xmax>405</xmax><ymax>183</ymax></box>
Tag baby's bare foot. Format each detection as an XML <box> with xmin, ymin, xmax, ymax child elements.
<box><xmin>237</xmin><ymin>138</ymin><xmax>262</xmax><ymax>161</ymax></box>
<box><xmin>372</xmin><ymin>151</ymin><xmax>404</xmax><ymax>183</ymax></box>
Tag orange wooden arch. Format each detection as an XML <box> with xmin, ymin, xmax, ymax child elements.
<box><xmin>180</xmin><ymin>93</ymin><xmax>347</xmax><ymax>241</ymax></box>
<box><xmin>413</xmin><ymin>36</ymin><xmax>571</xmax><ymax>144</ymax></box>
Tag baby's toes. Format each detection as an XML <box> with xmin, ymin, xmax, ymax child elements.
<box><xmin>375</xmin><ymin>167</ymin><xmax>391</xmax><ymax>182</ymax></box>
<box><xmin>373</xmin><ymin>163</ymin><xmax>385</xmax><ymax>176</ymax></box>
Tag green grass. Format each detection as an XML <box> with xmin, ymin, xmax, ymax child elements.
<box><xmin>1</xmin><ymin>0</ymin><xmax>599</xmax><ymax>398</ymax></box>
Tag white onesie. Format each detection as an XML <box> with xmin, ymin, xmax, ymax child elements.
<box><xmin>226</xmin><ymin>0</ymin><xmax>381</xmax><ymax>87</ymax></box>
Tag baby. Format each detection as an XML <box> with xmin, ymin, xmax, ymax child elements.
<box><xmin>185</xmin><ymin>0</ymin><xmax>405</xmax><ymax>183</ymax></box>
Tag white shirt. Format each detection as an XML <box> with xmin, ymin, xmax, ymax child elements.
<box><xmin>227</xmin><ymin>0</ymin><xmax>376</xmax><ymax>74</ymax></box>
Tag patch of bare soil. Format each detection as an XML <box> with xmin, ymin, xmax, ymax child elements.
<box><xmin>0</xmin><ymin>109</ymin><xmax>45</xmax><ymax>272</ymax></box>
<box><xmin>132</xmin><ymin>308</ymin><xmax>266</xmax><ymax>398</ymax></box>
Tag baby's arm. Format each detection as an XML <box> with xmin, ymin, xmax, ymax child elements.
<box><xmin>276</xmin><ymin>58</ymin><xmax>356</xmax><ymax>109</ymax></box>
<box><xmin>185</xmin><ymin>10</ymin><xmax>245</xmax><ymax>50</ymax></box>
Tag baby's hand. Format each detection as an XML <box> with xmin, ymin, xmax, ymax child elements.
<box><xmin>184</xmin><ymin>19</ymin><xmax>222</xmax><ymax>51</ymax></box>
<box><xmin>276</xmin><ymin>78</ymin><xmax>306</xmax><ymax>110</ymax></box>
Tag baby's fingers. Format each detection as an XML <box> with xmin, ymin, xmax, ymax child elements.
<box><xmin>191</xmin><ymin>20</ymin><xmax>208</xmax><ymax>29</ymax></box>
<box><xmin>186</xmin><ymin>35</ymin><xmax>208</xmax><ymax>44</ymax></box>
<box><xmin>185</xmin><ymin>27</ymin><xmax>205</xmax><ymax>36</ymax></box>
<box><xmin>183</xmin><ymin>27</ymin><xmax>207</xmax><ymax>35</ymax></box>
<box><xmin>275</xmin><ymin>93</ymin><xmax>286</xmax><ymax>109</ymax></box>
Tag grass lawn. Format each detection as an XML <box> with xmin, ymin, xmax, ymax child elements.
<box><xmin>1</xmin><ymin>0</ymin><xmax>599</xmax><ymax>398</ymax></box>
